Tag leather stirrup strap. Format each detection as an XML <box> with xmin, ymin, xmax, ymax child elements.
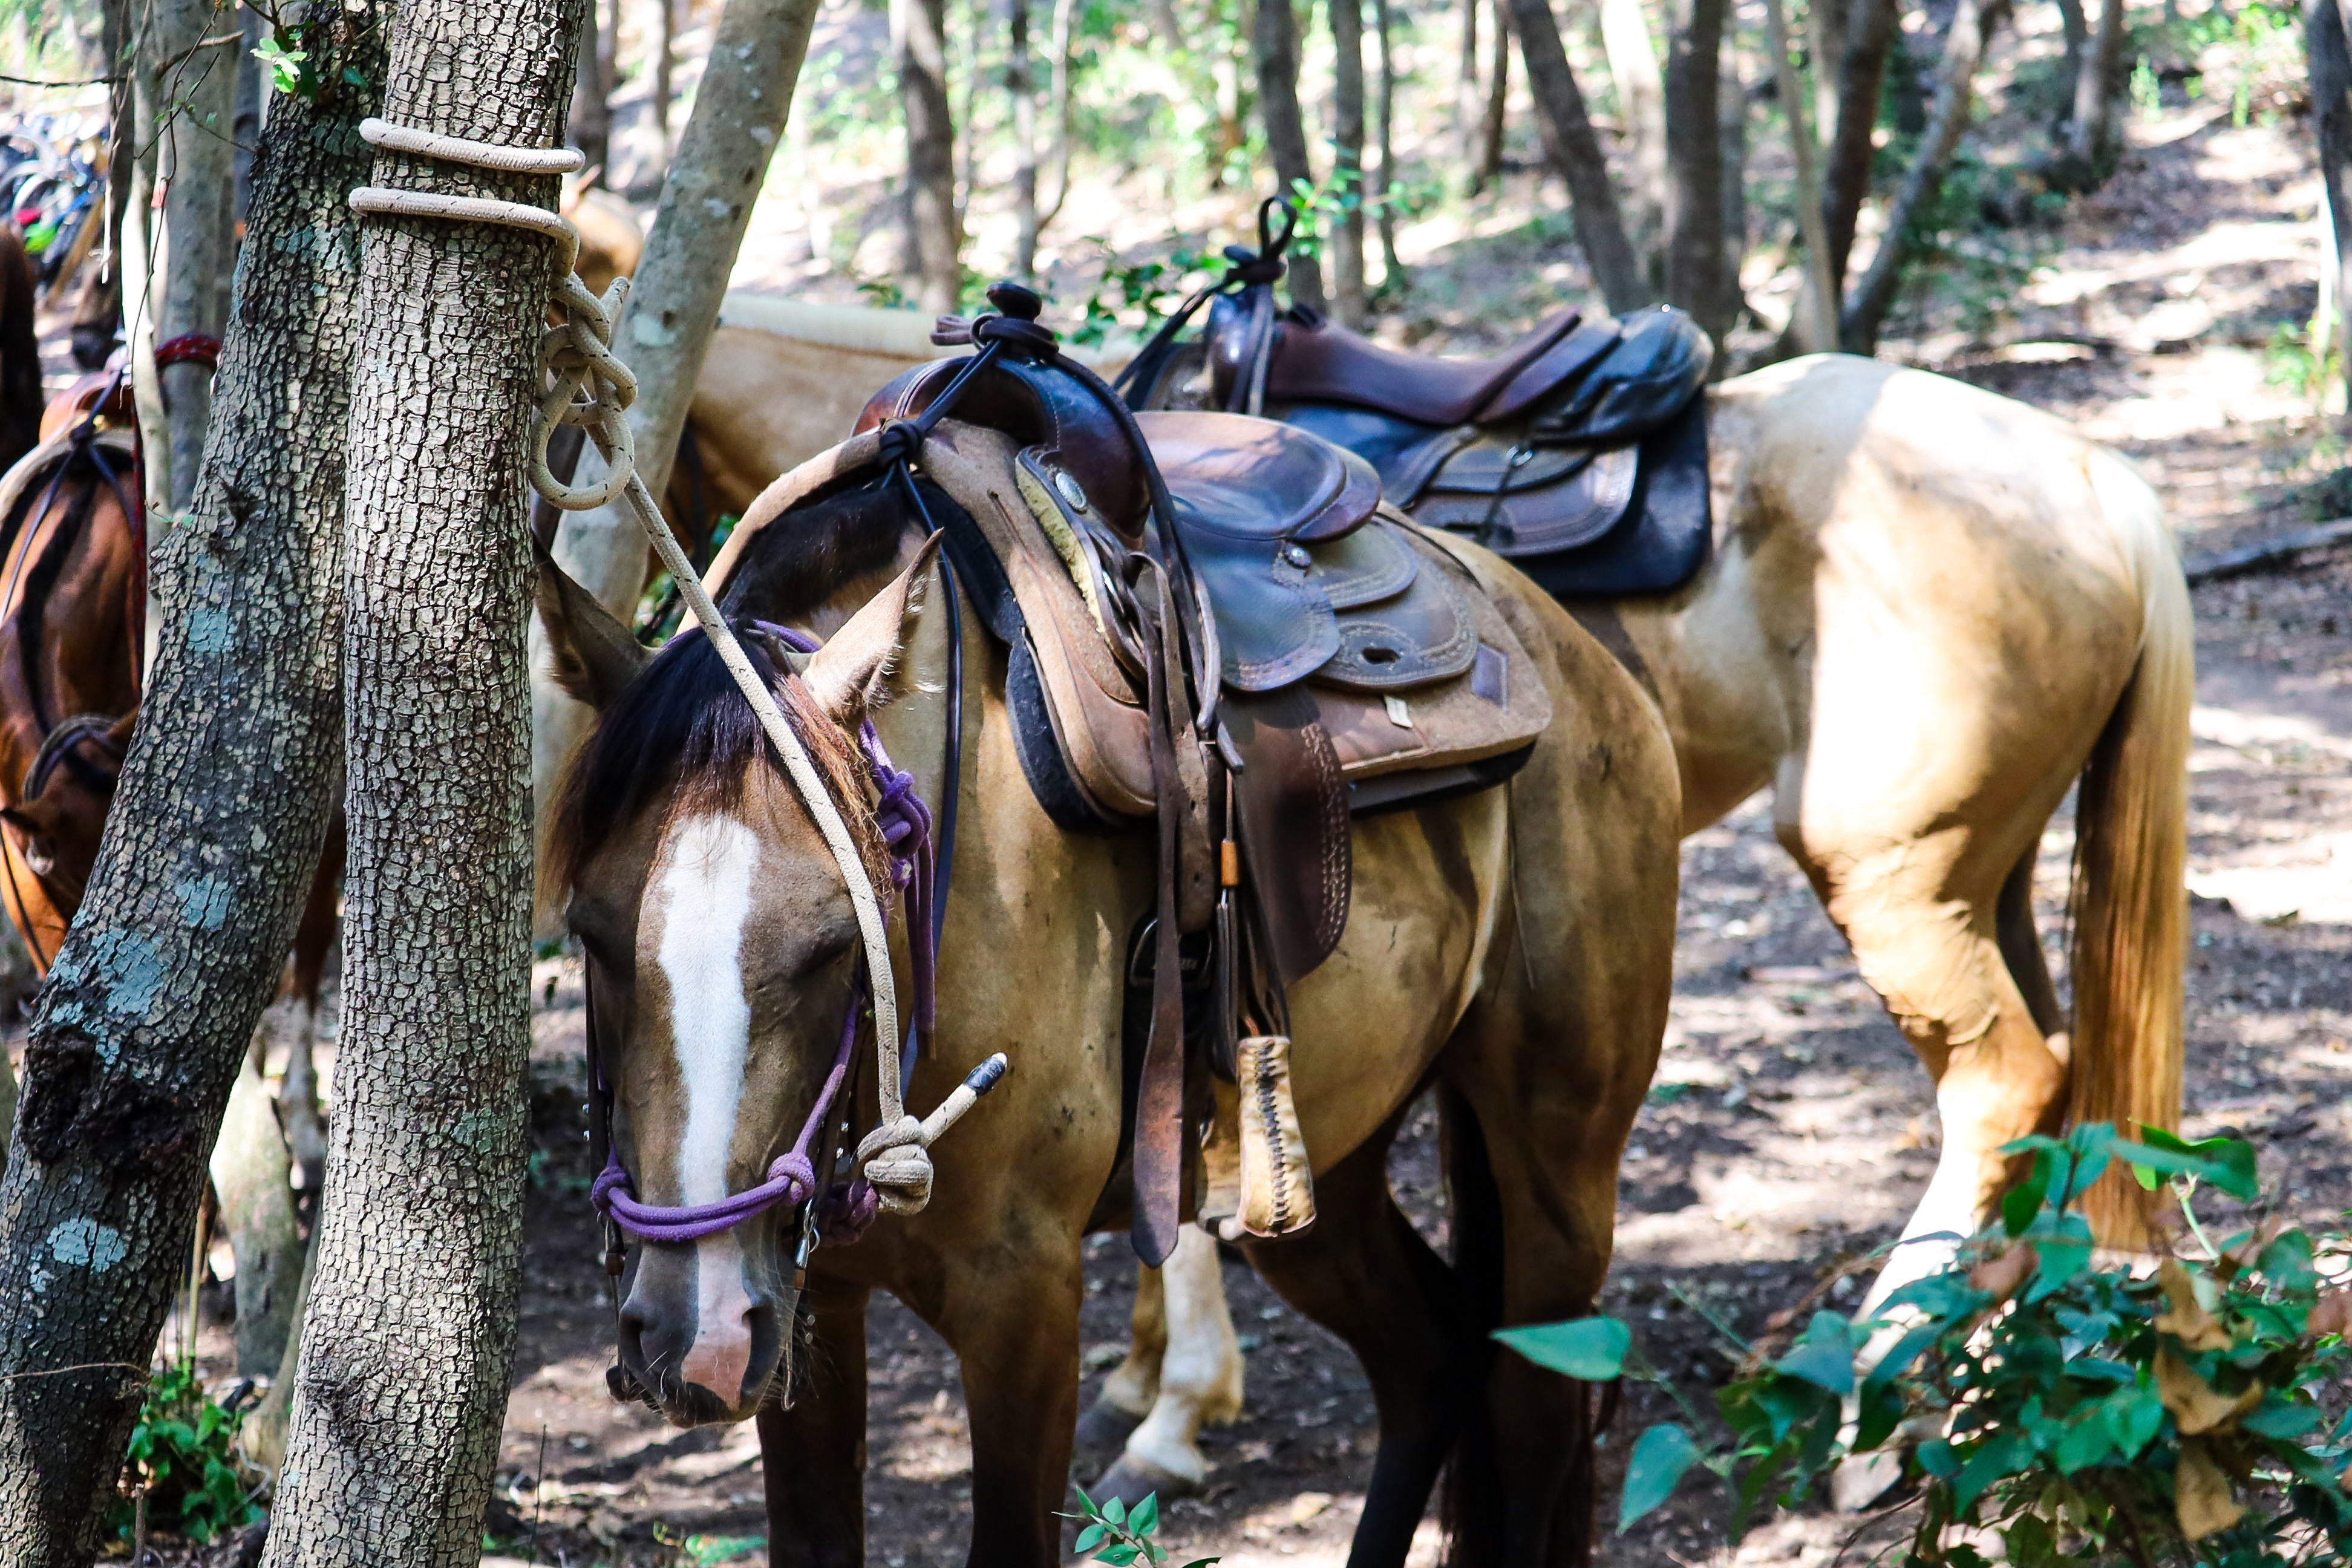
<box><xmin>1130</xmin><ymin>561</ymin><xmax>1189</xmax><ymax>1266</ymax></box>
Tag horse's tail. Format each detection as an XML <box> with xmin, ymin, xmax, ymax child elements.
<box><xmin>2068</xmin><ymin>450</ymin><xmax>2192</xmax><ymax>1245</ymax></box>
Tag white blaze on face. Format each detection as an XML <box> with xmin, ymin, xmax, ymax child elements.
<box><xmin>652</xmin><ymin>812</ymin><xmax>761</xmax><ymax>1402</ymax></box>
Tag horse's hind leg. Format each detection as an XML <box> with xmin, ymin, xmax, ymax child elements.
<box><xmin>1238</xmin><ymin>1125</ymin><xmax>1469</xmax><ymax>1568</ymax></box>
<box><xmin>759</xmin><ymin>1278</ymin><xmax>870</xmax><ymax>1568</ymax></box>
<box><xmin>1077</xmin><ymin>1263</ymin><xmax>1163</xmax><ymax>1450</ymax></box>
<box><xmin>1090</xmin><ymin>1226</ymin><xmax>1244</xmax><ymax>1500</ymax></box>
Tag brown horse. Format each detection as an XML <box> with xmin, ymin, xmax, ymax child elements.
<box><xmin>535</xmin><ymin>426</ymin><xmax>1685</xmax><ymax>1565</ymax></box>
<box><xmin>0</xmin><ymin>225</ymin><xmax>44</xmax><ymax>477</ymax></box>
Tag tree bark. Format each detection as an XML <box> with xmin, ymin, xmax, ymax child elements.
<box><xmin>1808</xmin><ymin>0</ymin><xmax>1844</xmax><ymax>157</ymax></box>
<box><xmin>655</xmin><ymin>0</ymin><xmax>678</xmax><ymax>154</ymax></box>
<box><xmin>0</xmin><ymin>8</ymin><xmax>378</xmax><ymax>1557</ymax></box>
<box><xmin>260</xmin><ymin>0</ymin><xmax>581</xmax><ymax>1558</ymax></box>
<box><xmin>1601</xmin><ymin>0</ymin><xmax>1667</xmax><ymax>270</ymax></box>
<box><xmin>1456</xmin><ymin>0</ymin><xmax>1482</xmax><ymax>171</ymax></box>
<box><xmin>1841</xmin><ymin>0</ymin><xmax>2007</xmax><ymax>348</ymax></box>
<box><xmin>2309</xmin><ymin>0</ymin><xmax>2352</xmax><ymax>408</ymax></box>
<box><xmin>897</xmin><ymin>0</ymin><xmax>961</xmax><ymax>314</ymax></box>
<box><xmin>1821</xmin><ymin>0</ymin><xmax>1898</xmax><ymax>289</ymax></box>
<box><xmin>1374</xmin><ymin>0</ymin><xmax>1400</xmax><ymax>281</ymax></box>
<box><xmin>1475</xmin><ymin>0</ymin><xmax>1509</xmax><ymax>191</ymax></box>
<box><xmin>2066</xmin><ymin>0</ymin><xmax>2128</xmax><ymax>178</ymax></box>
<box><xmin>209</xmin><ymin>1045</ymin><xmax>304</xmax><ymax>1377</ymax></box>
<box><xmin>2056</xmin><ymin>0</ymin><xmax>2088</xmax><ymax>94</ymax></box>
<box><xmin>155</xmin><ymin>11</ymin><xmax>240</xmax><ymax>520</ymax></box>
<box><xmin>529</xmin><ymin>0</ymin><xmax>824</xmax><ymax>845</ymax></box>
<box><xmin>1507</xmin><ymin>0</ymin><xmax>1647</xmax><ymax>311</ymax></box>
<box><xmin>573</xmin><ymin>0</ymin><xmax>612</xmax><ymax>174</ymax></box>
<box><xmin>1041</xmin><ymin>0</ymin><xmax>1079</xmax><ymax>230</ymax></box>
<box><xmin>1256</xmin><ymin>0</ymin><xmax>1327</xmax><ymax>312</ymax></box>
<box><xmin>1762</xmin><ymin>0</ymin><xmax>1838</xmax><ymax>349</ymax></box>
<box><xmin>1011</xmin><ymin>0</ymin><xmax>1041</xmax><ymax>276</ymax></box>
<box><xmin>1664</xmin><ymin>0</ymin><xmax>1732</xmax><ymax>338</ymax></box>
<box><xmin>1330</xmin><ymin>0</ymin><xmax>1370</xmax><ymax>325</ymax></box>
<box><xmin>1719</xmin><ymin>34</ymin><xmax>1749</xmax><ymax>332</ymax></box>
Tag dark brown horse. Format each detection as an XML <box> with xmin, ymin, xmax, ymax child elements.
<box><xmin>0</xmin><ymin>225</ymin><xmax>44</xmax><ymax>477</ymax></box>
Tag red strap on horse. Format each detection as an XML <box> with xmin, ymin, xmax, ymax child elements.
<box><xmin>152</xmin><ymin>333</ymin><xmax>221</xmax><ymax>371</ymax></box>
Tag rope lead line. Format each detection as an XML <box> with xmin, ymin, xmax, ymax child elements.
<box><xmin>349</xmin><ymin>116</ymin><xmax>959</xmax><ymax>1215</ymax></box>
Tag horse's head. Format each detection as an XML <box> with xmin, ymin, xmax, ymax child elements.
<box><xmin>539</xmin><ymin>529</ymin><xmax>938</xmax><ymax>1426</ymax></box>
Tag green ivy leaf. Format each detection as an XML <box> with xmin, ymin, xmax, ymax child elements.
<box><xmin>1103</xmin><ymin>1496</ymin><xmax>1128</xmax><ymax>1526</ymax></box>
<box><xmin>1099</xmin><ymin>1546</ymin><xmax>1140</xmax><ymax>1566</ymax></box>
<box><xmin>2051</xmin><ymin>1410</ymin><xmax>2114</xmax><ymax>1474</ymax></box>
<box><xmin>2117</xmin><ymin>1129</ymin><xmax>2259</xmax><ymax>1200</ymax></box>
<box><xmin>2101</xmin><ymin>1385</ymin><xmax>2164</xmax><ymax>1459</ymax></box>
<box><xmin>1618</xmin><ymin>1423</ymin><xmax>1705</xmax><ymax>1530</ymax></box>
<box><xmin>1494</xmin><ymin>1316</ymin><xmax>1631</xmax><ymax>1380</ymax></box>
<box><xmin>1773</xmin><ymin>1312</ymin><xmax>1858</xmax><ymax>1396</ymax></box>
<box><xmin>1128</xmin><ymin>1493</ymin><xmax>1158</xmax><ymax>1537</ymax></box>
<box><xmin>1074</xmin><ymin>1524</ymin><xmax>1107</xmax><ymax>1553</ymax></box>
<box><xmin>1952</xmin><ymin>1429</ymin><xmax>2033</xmax><ymax>1511</ymax></box>
<box><xmin>2240</xmin><ymin>1398</ymin><xmax>2324</xmax><ymax>1439</ymax></box>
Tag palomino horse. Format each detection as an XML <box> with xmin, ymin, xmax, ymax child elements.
<box><xmin>535</xmin><ymin>430</ymin><xmax>1685</xmax><ymax>1563</ymax></box>
<box><xmin>1079</xmin><ymin>351</ymin><xmax>2192</xmax><ymax>1499</ymax></box>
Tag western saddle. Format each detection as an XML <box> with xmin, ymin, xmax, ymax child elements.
<box><xmin>711</xmin><ymin>283</ymin><xmax>1552</xmax><ymax>1258</ymax></box>
<box><xmin>1120</xmin><ymin>197</ymin><xmax>1719</xmax><ymax>599</ymax></box>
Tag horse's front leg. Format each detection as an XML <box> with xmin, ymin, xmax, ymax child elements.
<box><xmin>941</xmin><ymin>1242</ymin><xmax>1087</xmax><ymax>1567</ymax></box>
<box><xmin>760</xmin><ymin>1276</ymin><xmax>871</xmax><ymax>1568</ymax></box>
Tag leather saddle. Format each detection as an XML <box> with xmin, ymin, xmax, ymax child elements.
<box><xmin>1149</xmin><ymin>244</ymin><xmax>1717</xmax><ymax>598</ymax></box>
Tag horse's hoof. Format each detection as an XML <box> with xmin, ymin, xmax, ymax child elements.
<box><xmin>1831</xmin><ymin>1448</ymin><xmax>1905</xmax><ymax>1513</ymax></box>
<box><xmin>1075</xmin><ymin>1399</ymin><xmax>1146</xmax><ymax>1452</ymax></box>
<box><xmin>1091</xmin><ymin>1454</ymin><xmax>1199</xmax><ymax>1509</ymax></box>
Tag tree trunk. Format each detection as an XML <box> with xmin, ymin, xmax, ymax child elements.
<box><xmin>1664</xmin><ymin>0</ymin><xmax>1732</xmax><ymax>339</ymax></box>
<box><xmin>260</xmin><ymin>0</ymin><xmax>581</xmax><ymax>1558</ymax></box>
<box><xmin>1374</xmin><ymin>0</ymin><xmax>1400</xmax><ymax>282</ymax></box>
<box><xmin>529</xmin><ymin>0</ymin><xmax>825</xmax><ymax>843</ymax></box>
<box><xmin>1330</xmin><ymin>0</ymin><xmax>1370</xmax><ymax>325</ymax></box>
<box><xmin>1011</xmin><ymin>0</ymin><xmax>1041</xmax><ymax>276</ymax></box>
<box><xmin>1600</xmin><ymin>0</ymin><xmax>1667</xmax><ymax>271</ymax></box>
<box><xmin>0</xmin><ymin>8</ymin><xmax>377</xmax><ymax>1555</ymax></box>
<box><xmin>574</xmin><ymin>0</ymin><xmax>613</xmax><ymax>174</ymax></box>
<box><xmin>2310</xmin><ymin>0</ymin><xmax>2352</xmax><ymax>409</ymax></box>
<box><xmin>1255</xmin><ymin>0</ymin><xmax>1328</xmax><ymax>312</ymax></box>
<box><xmin>957</xmin><ymin>0</ymin><xmax>988</xmax><ymax>223</ymax></box>
<box><xmin>2067</xmin><ymin>0</ymin><xmax>2128</xmax><ymax>178</ymax></box>
<box><xmin>1042</xmin><ymin>0</ymin><xmax>1079</xmax><ymax>229</ymax></box>
<box><xmin>897</xmin><ymin>0</ymin><xmax>961</xmax><ymax>315</ymax></box>
<box><xmin>1475</xmin><ymin>0</ymin><xmax>1509</xmax><ymax>191</ymax></box>
<box><xmin>232</xmin><ymin>7</ymin><xmax>264</xmax><ymax>232</ymax></box>
<box><xmin>1456</xmin><ymin>0</ymin><xmax>1483</xmax><ymax>170</ymax></box>
<box><xmin>1762</xmin><ymin>0</ymin><xmax>1838</xmax><ymax>349</ymax></box>
<box><xmin>1507</xmin><ymin>0</ymin><xmax>1648</xmax><ymax>311</ymax></box>
<box><xmin>155</xmin><ymin>11</ymin><xmax>240</xmax><ymax>520</ymax></box>
<box><xmin>2057</xmin><ymin>0</ymin><xmax>2089</xmax><ymax>94</ymax></box>
<box><xmin>1808</xmin><ymin>0</ymin><xmax>1844</xmax><ymax>156</ymax></box>
<box><xmin>1842</xmin><ymin>0</ymin><xmax>2006</xmax><ymax>348</ymax></box>
<box><xmin>655</xmin><ymin>0</ymin><xmax>678</xmax><ymax>154</ymax></box>
<box><xmin>1719</xmin><ymin>34</ymin><xmax>1749</xmax><ymax>333</ymax></box>
<box><xmin>210</xmin><ymin>1045</ymin><xmax>304</xmax><ymax>1377</ymax></box>
<box><xmin>1821</xmin><ymin>0</ymin><xmax>1898</xmax><ymax>289</ymax></box>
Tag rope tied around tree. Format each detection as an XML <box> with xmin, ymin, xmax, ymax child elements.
<box><xmin>348</xmin><ymin>116</ymin><xmax>998</xmax><ymax>1220</ymax></box>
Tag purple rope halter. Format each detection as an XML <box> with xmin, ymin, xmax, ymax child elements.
<box><xmin>588</xmin><ymin>621</ymin><xmax>939</xmax><ymax>1246</ymax></box>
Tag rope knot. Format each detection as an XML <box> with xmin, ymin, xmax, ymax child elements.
<box><xmin>854</xmin><ymin>1115</ymin><xmax>935</xmax><ymax>1215</ymax></box>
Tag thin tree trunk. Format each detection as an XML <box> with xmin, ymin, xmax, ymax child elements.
<box><xmin>1601</xmin><ymin>0</ymin><xmax>1667</xmax><ymax>270</ymax></box>
<box><xmin>1375</xmin><ymin>0</ymin><xmax>1400</xmax><ymax>282</ymax></box>
<box><xmin>2067</xmin><ymin>0</ymin><xmax>2128</xmax><ymax>177</ymax></box>
<box><xmin>1331</xmin><ymin>0</ymin><xmax>1370</xmax><ymax>325</ymax></box>
<box><xmin>530</xmin><ymin>0</ymin><xmax>825</xmax><ymax>840</ymax></box>
<box><xmin>260</xmin><ymin>0</ymin><xmax>581</xmax><ymax>1556</ymax></box>
<box><xmin>1719</xmin><ymin>38</ymin><xmax>1750</xmax><ymax>333</ymax></box>
<box><xmin>1475</xmin><ymin>0</ymin><xmax>1509</xmax><ymax>191</ymax></box>
<box><xmin>1255</xmin><ymin>0</ymin><xmax>1328</xmax><ymax>312</ymax></box>
<box><xmin>154</xmin><ymin>9</ymin><xmax>239</xmax><ymax>521</ymax></box>
<box><xmin>1456</xmin><ymin>0</ymin><xmax>1483</xmax><ymax>169</ymax></box>
<box><xmin>656</xmin><ymin>0</ymin><xmax>678</xmax><ymax>154</ymax></box>
<box><xmin>1763</xmin><ymin>0</ymin><xmax>1838</xmax><ymax>348</ymax></box>
<box><xmin>1507</xmin><ymin>0</ymin><xmax>1648</xmax><ymax>311</ymax></box>
<box><xmin>1809</xmin><ymin>0</ymin><xmax>1844</xmax><ymax>154</ymax></box>
<box><xmin>1040</xmin><ymin>0</ymin><xmax>1078</xmax><ymax>228</ymax></box>
<box><xmin>0</xmin><ymin>9</ymin><xmax>377</xmax><ymax>1554</ymax></box>
<box><xmin>1818</xmin><ymin>0</ymin><xmax>1897</xmax><ymax>289</ymax></box>
<box><xmin>1012</xmin><ymin>0</ymin><xmax>1041</xmax><ymax>276</ymax></box>
<box><xmin>575</xmin><ymin>0</ymin><xmax>613</xmax><ymax>173</ymax></box>
<box><xmin>1841</xmin><ymin>0</ymin><xmax>2004</xmax><ymax>348</ymax></box>
<box><xmin>2056</xmin><ymin>0</ymin><xmax>2088</xmax><ymax>94</ymax></box>
<box><xmin>210</xmin><ymin>1045</ymin><xmax>304</xmax><ymax>1377</ymax></box>
<box><xmin>897</xmin><ymin>0</ymin><xmax>961</xmax><ymax>313</ymax></box>
<box><xmin>232</xmin><ymin>7</ymin><xmax>264</xmax><ymax>232</ymax></box>
<box><xmin>2310</xmin><ymin>0</ymin><xmax>2352</xmax><ymax>409</ymax></box>
<box><xmin>1664</xmin><ymin>0</ymin><xmax>1732</xmax><ymax>338</ymax></box>
<box><xmin>956</xmin><ymin>0</ymin><xmax>987</xmax><ymax>223</ymax></box>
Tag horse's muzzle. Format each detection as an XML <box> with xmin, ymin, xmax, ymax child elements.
<box><xmin>615</xmin><ymin>1243</ymin><xmax>785</xmax><ymax>1426</ymax></box>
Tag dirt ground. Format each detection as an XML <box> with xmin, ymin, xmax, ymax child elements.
<box><xmin>438</xmin><ymin>96</ymin><xmax>2352</xmax><ymax>1568</ymax></box>
<box><xmin>73</xmin><ymin>63</ymin><xmax>2352</xmax><ymax>1568</ymax></box>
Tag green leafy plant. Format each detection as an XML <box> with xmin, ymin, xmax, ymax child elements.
<box><xmin>1503</xmin><ymin>1125</ymin><xmax>2352</xmax><ymax>1563</ymax></box>
<box><xmin>113</xmin><ymin>1359</ymin><xmax>263</xmax><ymax>1544</ymax></box>
<box><xmin>1061</xmin><ymin>1486</ymin><xmax>1220</xmax><ymax>1567</ymax></box>
<box><xmin>1068</xmin><ymin>243</ymin><xmax>1218</xmax><ymax>347</ymax></box>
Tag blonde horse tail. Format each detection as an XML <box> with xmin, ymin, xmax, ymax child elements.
<box><xmin>2068</xmin><ymin>452</ymin><xmax>2192</xmax><ymax>1246</ymax></box>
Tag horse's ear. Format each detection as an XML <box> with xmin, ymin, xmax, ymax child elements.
<box><xmin>802</xmin><ymin>534</ymin><xmax>942</xmax><ymax>725</ymax></box>
<box><xmin>534</xmin><ymin>538</ymin><xmax>650</xmax><ymax>711</ymax></box>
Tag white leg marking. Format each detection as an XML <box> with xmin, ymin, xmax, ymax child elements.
<box><xmin>654</xmin><ymin>812</ymin><xmax>760</xmax><ymax>1400</ymax></box>
<box><xmin>1123</xmin><ymin>1226</ymin><xmax>1244</xmax><ymax>1487</ymax></box>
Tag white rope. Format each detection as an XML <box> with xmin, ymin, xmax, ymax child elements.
<box><xmin>350</xmin><ymin>117</ymin><xmax>939</xmax><ymax>1212</ymax></box>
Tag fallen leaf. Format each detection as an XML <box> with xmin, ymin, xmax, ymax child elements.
<box><xmin>2175</xmin><ymin>1440</ymin><xmax>2244</xmax><ymax>1540</ymax></box>
<box><xmin>2308</xmin><ymin>1290</ymin><xmax>2352</xmax><ymax>1341</ymax></box>
<box><xmin>2155</xmin><ymin>1348</ymin><xmax>2262</xmax><ymax>1436</ymax></box>
<box><xmin>1285</xmin><ymin>1491</ymin><xmax>1333</xmax><ymax>1526</ymax></box>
